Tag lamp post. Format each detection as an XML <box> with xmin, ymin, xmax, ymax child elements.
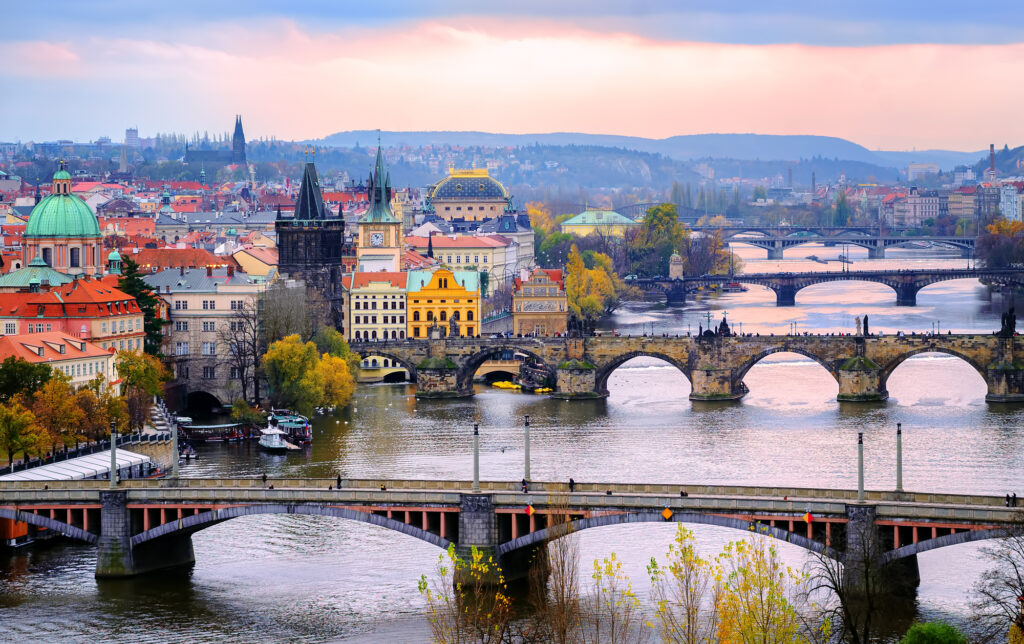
<box><xmin>857</xmin><ymin>432</ymin><xmax>865</xmax><ymax>502</ymax></box>
<box><xmin>172</xmin><ymin>415</ymin><xmax>180</xmax><ymax>479</ymax></box>
<box><xmin>472</xmin><ymin>423</ymin><xmax>480</xmax><ymax>492</ymax></box>
<box><xmin>896</xmin><ymin>423</ymin><xmax>903</xmax><ymax>493</ymax></box>
<box><xmin>524</xmin><ymin>415</ymin><xmax>531</xmax><ymax>481</ymax></box>
<box><xmin>109</xmin><ymin>420</ymin><xmax>117</xmax><ymax>488</ymax></box>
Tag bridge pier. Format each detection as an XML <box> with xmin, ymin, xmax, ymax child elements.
<box><xmin>457</xmin><ymin>494</ymin><xmax>539</xmax><ymax>583</ymax></box>
<box><xmin>690</xmin><ymin>368</ymin><xmax>747</xmax><ymax>401</ymax></box>
<box><xmin>665</xmin><ymin>285</ymin><xmax>687</xmax><ymax>307</ymax></box>
<box><xmin>552</xmin><ymin>363</ymin><xmax>604</xmax><ymax>399</ymax></box>
<box><xmin>415</xmin><ymin>361</ymin><xmax>471</xmax><ymax>399</ymax></box>
<box><xmin>894</xmin><ymin>283</ymin><xmax>919</xmax><ymax>306</ymax></box>
<box><xmin>837</xmin><ymin>354</ymin><xmax>888</xmax><ymax>402</ymax></box>
<box><xmin>868</xmin><ymin>245</ymin><xmax>886</xmax><ymax>259</ymax></box>
<box><xmin>774</xmin><ymin>285</ymin><xmax>797</xmax><ymax>306</ymax></box>
<box><xmin>985</xmin><ymin>366</ymin><xmax>1024</xmax><ymax>403</ymax></box>
<box><xmin>843</xmin><ymin>505</ymin><xmax>919</xmax><ymax>598</ymax></box>
<box><xmin>767</xmin><ymin>246</ymin><xmax>785</xmax><ymax>260</ymax></box>
<box><xmin>95</xmin><ymin>491</ymin><xmax>194</xmax><ymax>578</ymax></box>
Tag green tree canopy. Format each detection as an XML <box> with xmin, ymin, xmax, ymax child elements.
<box><xmin>118</xmin><ymin>256</ymin><xmax>166</xmax><ymax>355</ymax></box>
<box><xmin>0</xmin><ymin>357</ymin><xmax>51</xmax><ymax>404</ymax></box>
<box><xmin>899</xmin><ymin>622</ymin><xmax>967</xmax><ymax>644</ymax></box>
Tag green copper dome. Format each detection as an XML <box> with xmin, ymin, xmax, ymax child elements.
<box><xmin>108</xmin><ymin>249</ymin><xmax>122</xmax><ymax>261</ymax></box>
<box><xmin>26</xmin><ymin>192</ymin><xmax>100</xmax><ymax>237</ymax></box>
<box><xmin>52</xmin><ymin>168</ymin><xmax>71</xmax><ymax>180</ymax></box>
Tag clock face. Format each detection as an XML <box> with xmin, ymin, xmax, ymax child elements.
<box><xmin>370</xmin><ymin>232</ymin><xmax>384</xmax><ymax>247</ymax></box>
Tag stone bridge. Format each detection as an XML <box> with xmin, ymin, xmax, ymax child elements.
<box><xmin>631</xmin><ymin>268</ymin><xmax>1024</xmax><ymax>306</ymax></box>
<box><xmin>0</xmin><ymin>478</ymin><xmax>1015</xmax><ymax>595</ymax></box>
<box><xmin>349</xmin><ymin>334</ymin><xmax>1024</xmax><ymax>402</ymax></box>
<box><xmin>721</xmin><ymin>232</ymin><xmax>974</xmax><ymax>260</ymax></box>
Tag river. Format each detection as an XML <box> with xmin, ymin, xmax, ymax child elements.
<box><xmin>1</xmin><ymin>244</ymin><xmax>1021</xmax><ymax>643</ymax></box>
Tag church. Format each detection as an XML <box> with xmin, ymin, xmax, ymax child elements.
<box><xmin>22</xmin><ymin>162</ymin><xmax>104</xmax><ymax>276</ymax></box>
<box><xmin>355</xmin><ymin>146</ymin><xmax>402</xmax><ymax>272</ymax></box>
<box><xmin>183</xmin><ymin>116</ymin><xmax>246</xmax><ymax>167</ymax></box>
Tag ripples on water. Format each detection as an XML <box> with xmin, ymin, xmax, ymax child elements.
<box><xmin>1</xmin><ymin>250</ymin><xmax>1020</xmax><ymax>642</ymax></box>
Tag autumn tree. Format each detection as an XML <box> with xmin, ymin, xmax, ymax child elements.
<box><xmin>116</xmin><ymin>350</ymin><xmax>169</xmax><ymax>430</ymax></box>
<box><xmin>648</xmin><ymin>525</ymin><xmax>720</xmax><ymax>643</ymax></box>
<box><xmin>0</xmin><ymin>357</ymin><xmax>52</xmax><ymax>404</ymax></box>
<box><xmin>312</xmin><ymin>326</ymin><xmax>360</xmax><ymax>375</ymax></box>
<box><xmin>418</xmin><ymin>544</ymin><xmax>512</xmax><ymax>643</ymax></box>
<box><xmin>582</xmin><ymin>553</ymin><xmax>649</xmax><ymax>643</ymax></box>
<box><xmin>264</xmin><ymin>335</ymin><xmax>355</xmax><ymax>416</ymax></box>
<box><xmin>75</xmin><ymin>375</ymin><xmax>129</xmax><ymax>440</ymax></box>
<box><xmin>0</xmin><ymin>402</ymin><xmax>47</xmax><ymax>465</ymax></box>
<box><xmin>627</xmin><ymin>203</ymin><xmax>688</xmax><ymax>277</ymax></box>
<box><xmin>970</xmin><ymin>515</ymin><xmax>1024</xmax><ymax>642</ymax></box>
<box><xmin>118</xmin><ymin>256</ymin><xmax>166</xmax><ymax>355</ymax></box>
<box><xmin>32</xmin><ymin>376</ymin><xmax>86</xmax><ymax>448</ymax></box>
<box><xmin>262</xmin><ymin>281</ymin><xmax>316</xmax><ymax>344</ymax></box>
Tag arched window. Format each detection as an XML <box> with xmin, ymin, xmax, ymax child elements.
<box><xmin>355</xmin><ymin>331</ymin><xmax>362</xmax><ymax>340</ymax></box>
<box><xmin>426</xmin><ymin>311</ymin><xmax>434</xmax><ymax>321</ymax></box>
<box><xmin>371</xmin><ymin>330</ymin><xmax>378</xmax><ymax>340</ymax></box>
<box><xmin>400</xmin><ymin>330</ymin><xmax>406</xmax><ymax>339</ymax></box>
<box><xmin>413</xmin><ymin>311</ymin><xmax>420</xmax><ymax>321</ymax></box>
<box><xmin>452</xmin><ymin>311</ymin><xmax>460</xmax><ymax>320</ymax></box>
<box><xmin>371</xmin><ymin>359</ymin><xmax>378</xmax><ymax>367</ymax></box>
<box><xmin>440</xmin><ymin>311</ymin><xmax>447</xmax><ymax>321</ymax></box>
<box><xmin>391</xmin><ymin>330</ymin><xmax>397</xmax><ymax>339</ymax></box>
<box><xmin>467</xmin><ymin>310</ymin><xmax>474</xmax><ymax>321</ymax></box>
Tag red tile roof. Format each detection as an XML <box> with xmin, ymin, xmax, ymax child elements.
<box><xmin>349</xmin><ymin>272</ymin><xmax>408</xmax><ymax>289</ymax></box>
<box><xmin>0</xmin><ymin>331</ymin><xmax>112</xmax><ymax>363</ymax></box>
<box><xmin>131</xmin><ymin>248</ymin><xmax>237</xmax><ymax>271</ymax></box>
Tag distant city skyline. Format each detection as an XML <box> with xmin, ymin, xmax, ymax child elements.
<box><xmin>4</xmin><ymin>1</ymin><xmax>1024</xmax><ymax>150</ymax></box>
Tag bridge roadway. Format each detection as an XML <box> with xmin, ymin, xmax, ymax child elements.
<box><xmin>631</xmin><ymin>267</ymin><xmax>1024</xmax><ymax>306</ymax></box>
<box><xmin>685</xmin><ymin>225</ymin><xmax>968</xmax><ymax>258</ymax></box>
<box><xmin>0</xmin><ymin>477</ymin><xmax>1016</xmax><ymax>591</ymax></box>
<box><xmin>350</xmin><ymin>333</ymin><xmax>1024</xmax><ymax>403</ymax></box>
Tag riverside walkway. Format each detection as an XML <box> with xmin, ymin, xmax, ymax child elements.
<box><xmin>1</xmin><ymin>477</ymin><xmax>1017</xmax><ymax>590</ymax></box>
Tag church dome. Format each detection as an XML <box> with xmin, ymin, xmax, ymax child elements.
<box><xmin>430</xmin><ymin>169</ymin><xmax>509</xmax><ymax>200</ymax></box>
<box><xmin>26</xmin><ymin>167</ymin><xmax>100</xmax><ymax>238</ymax></box>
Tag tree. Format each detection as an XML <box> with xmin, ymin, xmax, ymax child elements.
<box><xmin>118</xmin><ymin>256</ymin><xmax>166</xmax><ymax>355</ymax></box>
<box><xmin>970</xmin><ymin>517</ymin><xmax>1024</xmax><ymax>641</ymax></box>
<box><xmin>230</xmin><ymin>398</ymin><xmax>264</xmax><ymax>426</ymax></box>
<box><xmin>648</xmin><ymin>525</ymin><xmax>720</xmax><ymax>643</ymax></box>
<box><xmin>264</xmin><ymin>335</ymin><xmax>355</xmax><ymax>415</ymax></box>
<box><xmin>418</xmin><ymin>544</ymin><xmax>512</xmax><ymax>643</ymax></box>
<box><xmin>0</xmin><ymin>402</ymin><xmax>47</xmax><ymax>465</ymax></box>
<box><xmin>0</xmin><ymin>357</ymin><xmax>51</xmax><ymax>404</ymax></box>
<box><xmin>627</xmin><ymin>203</ymin><xmax>687</xmax><ymax>277</ymax></box>
<box><xmin>262</xmin><ymin>281</ymin><xmax>314</xmax><ymax>343</ymax></box>
<box><xmin>899</xmin><ymin>622</ymin><xmax>967</xmax><ymax>644</ymax></box>
<box><xmin>32</xmin><ymin>377</ymin><xmax>86</xmax><ymax>447</ymax></box>
<box><xmin>75</xmin><ymin>379</ymin><xmax>128</xmax><ymax>441</ymax></box>
<box><xmin>219</xmin><ymin>296</ymin><xmax>263</xmax><ymax>405</ymax></box>
<box><xmin>582</xmin><ymin>553</ymin><xmax>649</xmax><ymax>643</ymax></box>
<box><xmin>116</xmin><ymin>350</ymin><xmax>169</xmax><ymax>430</ymax></box>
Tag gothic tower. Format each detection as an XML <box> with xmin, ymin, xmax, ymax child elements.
<box><xmin>232</xmin><ymin>115</ymin><xmax>246</xmax><ymax>165</ymax></box>
<box><xmin>275</xmin><ymin>161</ymin><xmax>346</xmax><ymax>329</ymax></box>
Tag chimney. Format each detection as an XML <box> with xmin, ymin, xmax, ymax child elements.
<box><xmin>990</xmin><ymin>143</ymin><xmax>996</xmax><ymax>171</ymax></box>
<box><xmin>227</xmin><ymin>265</ymin><xmax>234</xmax><ymax>277</ymax></box>
<box><xmin>179</xmin><ymin>265</ymin><xmax>184</xmax><ymax>276</ymax></box>
<box><xmin>206</xmin><ymin>265</ymin><xmax>213</xmax><ymax>277</ymax></box>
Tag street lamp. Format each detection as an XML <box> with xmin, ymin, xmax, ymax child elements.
<box><xmin>472</xmin><ymin>423</ymin><xmax>480</xmax><ymax>493</ymax></box>
<box><xmin>109</xmin><ymin>420</ymin><xmax>117</xmax><ymax>488</ymax></box>
<box><xmin>523</xmin><ymin>415</ymin><xmax>530</xmax><ymax>481</ymax></box>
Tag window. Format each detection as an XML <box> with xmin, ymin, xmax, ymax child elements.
<box><xmin>230</xmin><ymin>300</ymin><xmax>244</xmax><ymax>310</ymax></box>
<box><xmin>456</xmin><ymin>256</ymin><xmax>461</xmax><ymax>263</ymax></box>
<box><xmin>413</xmin><ymin>311</ymin><xmax>420</xmax><ymax>321</ymax></box>
<box><xmin>69</xmin><ymin>247</ymin><xmax>80</xmax><ymax>268</ymax></box>
<box><xmin>102</xmin><ymin>322</ymin><xmax>108</xmax><ymax>333</ymax></box>
<box><xmin>371</xmin><ymin>301</ymin><xmax>377</xmax><ymax>310</ymax></box>
<box><xmin>119</xmin><ymin>320</ymin><xmax>125</xmax><ymax>333</ymax></box>
<box><xmin>174</xmin><ymin>300</ymin><xmax>187</xmax><ymax>310</ymax></box>
<box><xmin>413</xmin><ymin>327</ymin><xmax>420</xmax><ymax>337</ymax></box>
<box><xmin>202</xmin><ymin>321</ymin><xmax>215</xmax><ymax>332</ymax></box>
<box><xmin>178</xmin><ymin>365</ymin><xmax>189</xmax><ymax>379</ymax></box>
<box><xmin>355</xmin><ymin>301</ymin><xmax>361</xmax><ymax>310</ymax></box>
<box><xmin>230</xmin><ymin>367</ymin><xmax>241</xmax><ymax>379</ymax></box>
<box><xmin>474</xmin><ymin>256</ymin><xmax>479</xmax><ymax>263</ymax></box>
<box><xmin>202</xmin><ymin>342</ymin><xmax>216</xmax><ymax>356</ymax></box>
<box><xmin>467</xmin><ymin>311</ymin><xmax>474</xmax><ymax>321</ymax></box>
<box><xmin>46</xmin><ymin>324</ymin><xmax>52</xmax><ymax>332</ymax></box>
<box><xmin>467</xmin><ymin>327</ymin><xmax>474</xmax><ymax>336</ymax></box>
<box><xmin>175</xmin><ymin>342</ymin><xmax>189</xmax><ymax>355</ymax></box>
<box><xmin>202</xmin><ymin>366</ymin><xmax>216</xmax><ymax>379</ymax></box>
<box><xmin>3</xmin><ymin>322</ymin><xmax>14</xmax><ymax>335</ymax></box>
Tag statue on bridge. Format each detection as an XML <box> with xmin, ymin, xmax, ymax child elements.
<box><xmin>863</xmin><ymin>314</ymin><xmax>869</xmax><ymax>336</ymax></box>
<box><xmin>999</xmin><ymin>307</ymin><xmax>1017</xmax><ymax>338</ymax></box>
<box><xmin>699</xmin><ymin>316</ymin><xmax>732</xmax><ymax>338</ymax></box>
<box><xmin>856</xmin><ymin>317</ymin><xmax>862</xmax><ymax>336</ymax></box>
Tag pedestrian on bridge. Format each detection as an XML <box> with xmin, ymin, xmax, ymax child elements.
<box><xmin>261</xmin><ymin>473</ymin><xmax>267</xmax><ymax>487</ymax></box>
<box><xmin>522</xmin><ymin>478</ymin><xmax>529</xmax><ymax>493</ymax></box>
<box><xmin>569</xmin><ymin>478</ymin><xmax>575</xmax><ymax>492</ymax></box>
<box><xmin>337</xmin><ymin>474</ymin><xmax>342</xmax><ymax>489</ymax></box>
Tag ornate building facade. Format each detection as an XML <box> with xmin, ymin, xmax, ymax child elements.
<box><xmin>23</xmin><ymin>163</ymin><xmax>103</xmax><ymax>276</ymax></box>
<box><xmin>512</xmin><ymin>268</ymin><xmax>567</xmax><ymax>336</ymax></box>
<box><xmin>275</xmin><ymin>161</ymin><xmax>346</xmax><ymax>329</ymax></box>
<box><xmin>356</xmin><ymin>147</ymin><xmax>403</xmax><ymax>272</ymax></box>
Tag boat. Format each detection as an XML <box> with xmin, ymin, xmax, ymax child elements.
<box><xmin>268</xmin><ymin>410</ymin><xmax>312</xmax><ymax>444</ymax></box>
<box><xmin>258</xmin><ymin>428</ymin><xmax>291</xmax><ymax>452</ymax></box>
<box><xmin>722</xmin><ymin>282</ymin><xmax>749</xmax><ymax>293</ymax></box>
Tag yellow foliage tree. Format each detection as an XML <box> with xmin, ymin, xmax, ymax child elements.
<box><xmin>0</xmin><ymin>401</ymin><xmax>48</xmax><ymax>465</ymax></box>
<box><xmin>32</xmin><ymin>376</ymin><xmax>86</xmax><ymax>447</ymax></box>
<box><xmin>648</xmin><ymin>525</ymin><xmax>720</xmax><ymax>643</ymax></box>
<box><xmin>265</xmin><ymin>335</ymin><xmax>356</xmax><ymax>415</ymax></box>
<box><xmin>566</xmin><ymin>245</ymin><xmax>631</xmax><ymax>330</ymax></box>
<box><xmin>418</xmin><ymin>544</ymin><xmax>511</xmax><ymax>643</ymax></box>
<box><xmin>318</xmin><ymin>353</ymin><xmax>356</xmax><ymax>410</ymax></box>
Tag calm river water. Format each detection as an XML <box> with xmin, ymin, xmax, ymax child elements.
<box><xmin>2</xmin><ymin>245</ymin><xmax>1022</xmax><ymax>643</ymax></box>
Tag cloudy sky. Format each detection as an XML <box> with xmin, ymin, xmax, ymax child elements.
<box><xmin>4</xmin><ymin>1</ymin><xmax>1024</xmax><ymax>150</ymax></box>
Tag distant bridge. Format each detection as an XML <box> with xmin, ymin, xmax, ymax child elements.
<box><xmin>1</xmin><ymin>477</ymin><xmax>1015</xmax><ymax>594</ymax></box>
<box><xmin>347</xmin><ymin>333</ymin><xmax>1024</xmax><ymax>403</ymax></box>
<box><xmin>631</xmin><ymin>268</ymin><xmax>1024</xmax><ymax>306</ymax></box>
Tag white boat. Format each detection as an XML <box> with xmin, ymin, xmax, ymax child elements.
<box><xmin>258</xmin><ymin>428</ymin><xmax>290</xmax><ymax>452</ymax></box>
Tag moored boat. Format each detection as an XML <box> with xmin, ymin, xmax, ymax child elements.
<box><xmin>258</xmin><ymin>428</ymin><xmax>290</xmax><ymax>452</ymax></box>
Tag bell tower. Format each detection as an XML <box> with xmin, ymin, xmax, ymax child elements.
<box><xmin>356</xmin><ymin>145</ymin><xmax>402</xmax><ymax>272</ymax></box>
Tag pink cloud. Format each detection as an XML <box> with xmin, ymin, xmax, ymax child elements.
<box><xmin>5</xmin><ymin>19</ymin><xmax>1024</xmax><ymax>150</ymax></box>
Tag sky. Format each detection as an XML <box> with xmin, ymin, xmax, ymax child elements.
<box><xmin>3</xmin><ymin>1</ymin><xmax>1024</xmax><ymax>150</ymax></box>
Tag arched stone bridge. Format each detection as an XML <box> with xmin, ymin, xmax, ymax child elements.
<box><xmin>0</xmin><ymin>478</ymin><xmax>1014</xmax><ymax>596</ymax></box>
<box><xmin>631</xmin><ymin>268</ymin><xmax>1024</xmax><ymax>306</ymax></box>
<box><xmin>349</xmin><ymin>334</ymin><xmax>1024</xmax><ymax>402</ymax></box>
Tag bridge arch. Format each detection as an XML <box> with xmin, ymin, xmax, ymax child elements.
<box><xmin>880</xmin><ymin>346</ymin><xmax>988</xmax><ymax>389</ymax></box>
<box><xmin>594</xmin><ymin>351</ymin><xmax>691</xmax><ymax>395</ymax></box>
<box><xmin>0</xmin><ymin>508</ymin><xmax>98</xmax><ymax>544</ymax></box>
<box><xmin>350</xmin><ymin>348</ymin><xmax>419</xmax><ymax>380</ymax></box>
<box><xmin>130</xmin><ymin>504</ymin><xmax>452</xmax><ymax>550</ymax></box>
<box><xmin>496</xmin><ymin>511</ymin><xmax>835</xmax><ymax>560</ymax></box>
<box><xmin>456</xmin><ymin>346</ymin><xmax>555</xmax><ymax>392</ymax></box>
<box><xmin>881</xmin><ymin>527</ymin><xmax>1008</xmax><ymax>563</ymax></box>
<box><xmin>733</xmin><ymin>346</ymin><xmax>840</xmax><ymax>384</ymax></box>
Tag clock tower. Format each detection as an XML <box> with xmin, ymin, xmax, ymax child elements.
<box><xmin>356</xmin><ymin>145</ymin><xmax>403</xmax><ymax>272</ymax></box>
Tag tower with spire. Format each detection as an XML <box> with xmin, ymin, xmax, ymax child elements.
<box><xmin>232</xmin><ymin>115</ymin><xmax>246</xmax><ymax>165</ymax></box>
<box><xmin>275</xmin><ymin>159</ymin><xmax>346</xmax><ymax>329</ymax></box>
<box><xmin>355</xmin><ymin>144</ymin><xmax>402</xmax><ymax>272</ymax></box>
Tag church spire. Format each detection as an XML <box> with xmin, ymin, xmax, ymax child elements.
<box><xmin>362</xmin><ymin>144</ymin><xmax>398</xmax><ymax>223</ymax></box>
<box><xmin>293</xmin><ymin>160</ymin><xmax>325</xmax><ymax>220</ymax></box>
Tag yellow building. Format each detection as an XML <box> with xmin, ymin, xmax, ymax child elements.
<box><xmin>427</xmin><ymin>168</ymin><xmax>510</xmax><ymax>222</ymax></box>
<box><xmin>232</xmin><ymin>247</ymin><xmax>278</xmax><ymax>278</ymax></box>
<box><xmin>406</xmin><ymin>268</ymin><xmax>481</xmax><ymax>338</ymax></box>
<box><xmin>560</xmin><ymin>209</ymin><xmax>639</xmax><ymax>238</ymax></box>
<box><xmin>512</xmin><ymin>268</ymin><xmax>568</xmax><ymax>336</ymax></box>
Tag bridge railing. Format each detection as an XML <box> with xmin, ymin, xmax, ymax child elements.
<box><xmin>0</xmin><ymin>477</ymin><xmax>1012</xmax><ymax>509</ymax></box>
<box><xmin>0</xmin><ymin>432</ymin><xmax>172</xmax><ymax>478</ymax></box>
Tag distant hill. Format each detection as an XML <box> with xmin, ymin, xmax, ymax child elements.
<box><xmin>315</xmin><ymin>130</ymin><xmax>982</xmax><ymax>169</ymax></box>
